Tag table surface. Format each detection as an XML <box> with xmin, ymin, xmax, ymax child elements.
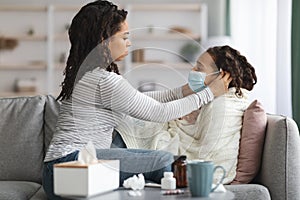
<box><xmin>68</xmin><ymin>187</ymin><xmax>235</xmax><ymax>200</ymax></box>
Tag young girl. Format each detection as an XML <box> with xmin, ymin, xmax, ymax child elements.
<box><xmin>117</xmin><ymin>45</ymin><xmax>257</xmax><ymax>184</ymax></box>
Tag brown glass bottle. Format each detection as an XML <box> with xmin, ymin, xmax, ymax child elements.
<box><xmin>172</xmin><ymin>155</ymin><xmax>187</xmax><ymax>188</ymax></box>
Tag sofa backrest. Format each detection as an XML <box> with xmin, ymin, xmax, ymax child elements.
<box><xmin>44</xmin><ymin>95</ymin><xmax>60</xmax><ymax>154</ymax></box>
<box><xmin>0</xmin><ymin>95</ymin><xmax>60</xmax><ymax>184</ymax></box>
<box><xmin>255</xmin><ymin>114</ymin><xmax>300</xmax><ymax>200</ymax></box>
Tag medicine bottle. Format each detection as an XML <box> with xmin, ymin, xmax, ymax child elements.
<box><xmin>161</xmin><ymin>172</ymin><xmax>176</xmax><ymax>190</ymax></box>
<box><xmin>172</xmin><ymin>155</ymin><xmax>187</xmax><ymax>188</ymax></box>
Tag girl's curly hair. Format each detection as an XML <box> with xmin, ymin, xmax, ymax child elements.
<box><xmin>57</xmin><ymin>0</ymin><xmax>127</xmax><ymax>100</ymax></box>
<box><xmin>206</xmin><ymin>45</ymin><xmax>257</xmax><ymax>97</ymax></box>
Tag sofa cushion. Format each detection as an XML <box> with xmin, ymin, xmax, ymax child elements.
<box><xmin>225</xmin><ymin>184</ymin><xmax>271</xmax><ymax>200</ymax></box>
<box><xmin>0</xmin><ymin>96</ymin><xmax>46</xmax><ymax>183</ymax></box>
<box><xmin>231</xmin><ymin>100</ymin><xmax>267</xmax><ymax>184</ymax></box>
<box><xmin>29</xmin><ymin>186</ymin><xmax>48</xmax><ymax>200</ymax></box>
<box><xmin>0</xmin><ymin>181</ymin><xmax>45</xmax><ymax>200</ymax></box>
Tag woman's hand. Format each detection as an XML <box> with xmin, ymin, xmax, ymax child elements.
<box><xmin>208</xmin><ymin>70</ymin><xmax>232</xmax><ymax>97</ymax></box>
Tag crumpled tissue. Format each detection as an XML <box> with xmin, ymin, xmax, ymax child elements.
<box><xmin>123</xmin><ymin>173</ymin><xmax>145</xmax><ymax>190</ymax></box>
<box><xmin>77</xmin><ymin>141</ymin><xmax>98</xmax><ymax>164</ymax></box>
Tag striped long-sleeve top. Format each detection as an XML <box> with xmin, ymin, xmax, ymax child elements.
<box><xmin>44</xmin><ymin>67</ymin><xmax>213</xmax><ymax>162</ymax></box>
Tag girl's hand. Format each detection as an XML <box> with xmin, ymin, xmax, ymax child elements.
<box><xmin>181</xmin><ymin>109</ymin><xmax>201</xmax><ymax>124</ymax></box>
<box><xmin>208</xmin><ymin>70</ymin><xmax>232</xmax><ymax>97</ymax></box>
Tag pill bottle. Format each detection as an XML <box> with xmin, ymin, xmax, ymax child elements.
<box><xmin>172</xmin><ymin>155</ymin><xmax>187</xmax><ymax>188</ymax></box>
<box><xmin>161</xmin><ymin>172</ymin><xmax>176</xmax><ymax>190</ymax></box>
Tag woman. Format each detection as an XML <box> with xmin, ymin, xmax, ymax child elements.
<box><xmin>117</xmin><ymin>45</ymin><xmax>257</xmax><ymax>184</ymax></box>
<box><xmin>42</xmin><ymin>1</ymin><xmax>231</xmax><ymax>199</ymax></box>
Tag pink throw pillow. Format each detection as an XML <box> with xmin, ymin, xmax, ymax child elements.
<box><xmin>231</xmin><ymin>100</ymin><xmax>267</xmax><ymax>184</ymax></box>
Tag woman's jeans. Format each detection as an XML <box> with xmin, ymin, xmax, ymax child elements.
<box><xmin>42</xmin><ymin>134</ymin><xmax>174</xmax><ymax>200</ymax></box>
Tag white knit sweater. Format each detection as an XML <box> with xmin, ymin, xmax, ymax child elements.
<box><xmin>117</xmin><ymin>88</ymin><xmax>250</xmax><ymax>184</ymax></box>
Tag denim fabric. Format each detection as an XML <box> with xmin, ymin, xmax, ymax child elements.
<box><xmin>43</xmin><ymin>147</ymin><xmax>173</xmax><ymax>199</ymax></box>
<box><xmin>111</xmin><ymin>130</ymin><xmax>127</xmax><ymax>148</ymax></box>
<box><xmin>43</xmin><ymin>151</ymin><xmax>79</xmax><ymax>200</ymax></box>
<box><xmin>96</xmin><ymin>148</ymin><xmax>173</xmax><ymax>185</ymax></box>
<box><xmin>109</xmin><ymin>131</ymin><xmax>173</xmax><ymax>183</ymax></box>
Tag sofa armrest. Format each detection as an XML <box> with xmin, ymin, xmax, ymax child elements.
<box><xmin>257</xmin><ymin>114</ymin><xmax>300</xmax><ymax>200</ymax></box>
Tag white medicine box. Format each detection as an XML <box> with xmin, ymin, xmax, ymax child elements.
<box><xmin>54</xmin><ymin>160</ymin><xmax>120</xmax><ymax>197</ymax></box>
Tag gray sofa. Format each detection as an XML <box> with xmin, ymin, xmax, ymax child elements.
<box><xmin>0</xmin><ymin>95</ymin><xmax>299</xmax><ymax>200</ymax></box>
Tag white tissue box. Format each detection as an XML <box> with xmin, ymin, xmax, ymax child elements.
<box><xmin>54</xmin><ymin>160</ymin><xmax>119</xmax><ymax>197</ymax></box>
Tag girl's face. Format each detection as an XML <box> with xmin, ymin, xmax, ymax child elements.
<box><xmin>108</xmin><ymin>21</ymin><xmax>131</xmax><ymax>62</ymax></box>
<box><xmin>192</xmin><ymin>52</ymin><xmax>219</xmax><ymax>85</ymax></box>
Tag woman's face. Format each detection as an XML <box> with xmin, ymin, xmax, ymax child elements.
<box><xmin>108</xmin><ymin>21</ymin><xmax>131</xmax><ymax>62</ymax></box>
<box><xmin>192</xmin><ymin>52</ymin><xmax>219</xmax><ymax>85</ymax></box>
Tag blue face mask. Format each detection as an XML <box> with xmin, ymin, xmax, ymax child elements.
<box><xmin>188</xmin><ymin>70</ymin><xmax>220</xmax><ymax>92</ymax></box>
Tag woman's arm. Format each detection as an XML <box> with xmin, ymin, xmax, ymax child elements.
<box><xmin>142</xmin><ymin>70</ymin><xmax>230</xmax><ymax>102</ymax></box>
<box><xmin>143</xmin><ymin>87</ymin><xmax>183</xmax><ymax>103</ymax></box>
<box><xmin>181</xmin><ymin>83</ymin><xmax>195</xmax><ymax>97</ymax></box>
<box><xmin>142</xmin><ymin>83</ymin><xmax>196</xmax><ymax>102</ymax></box>
<box><xmin>100</xmin><ymin>76</ymin><xmax>213</xmax><ymax>123</ymax></box>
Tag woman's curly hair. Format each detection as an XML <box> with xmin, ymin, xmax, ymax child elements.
<box><xmin>206</xmin><ymin>45</ymin><xmax>257</xmax><ymax>97</ymax></box>
<box><xmin>57</xmin><ymin>0</ymin><xmax>127</xmax><ymax>100</ymax></box>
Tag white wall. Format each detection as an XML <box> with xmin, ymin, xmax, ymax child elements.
<box><xmin>231</xmin><ymin>0</ymin><xmax>277</xmax><ymax>114</ymax></box>
<box><xmin>276</xmin><ymin>0</ymin><xmax>292</xmax><ymax>117</ymax></box>
<box><xmin>230</xmin><ymin>0</ymin><xmax>292</xmax><ymax>116</ymax></box>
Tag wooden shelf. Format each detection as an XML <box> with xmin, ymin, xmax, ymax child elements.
<box><xmin>0</xmin><ymin>5</ymin><xmax>47</xmax><ymax>12</ymax></box>
<box><xmin>0</xmin><ymin>91</ymin><xmax>41</xmax><ymax>98</ymax></box>
<box><xmin>129</xmin><ymin>4</ymin><xmax>201</xmax><ymax>11</ymax></box>
<box><xmin>54</xmin><ymin>33</ymin><xmax>68</xmax><ymax>41</ymax></box>
<box><xmin>55</xmin><ymin>63</ymin><xmax>65</xmax><ymax>70</ymax></box>
<box><xmin>2</xmin><ymin>35</ymin><xmax>47</xmax><ymax>41</ymax></box>
<box><xmin>0</xmin><ymin>5</ymin><xmax>81</xmax><ymax>12</ymax></box>
<box><xmin>0</xmin><ymin>62</ymin><xmax>46</xmax><ymax>70</ymax></box>
<box><xmin>132</xmin><ymin>62</ymin><xmax>193</xmax><ymax>69</ymax></box>
<box><xmin>55</xmin><ymin>33</ymin><xmax>201</xmax><ymax>41</ymax></box>
<box><xmin>53</xmin><ymin>5</ymin><xmax>81</xmax><ymax>12</ymax></box>
<box><xmin>132</xmin><ymin>33</ymin><xmax>201</xmax><ymax>41</ymax></box>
